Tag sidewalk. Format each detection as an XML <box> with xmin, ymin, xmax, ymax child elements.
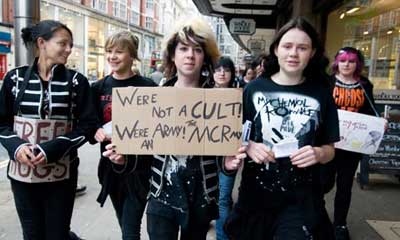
<box><xmin>0</xmin><ymin>143</ymin><xmax>399</xmax><ymax>239</ymax></box>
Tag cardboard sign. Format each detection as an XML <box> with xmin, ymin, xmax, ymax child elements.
<box><xmin>335</xmin><ymin>110</ymin><xmax>386</xmax><ymax>154</ymax></box>
<box><xmin>112</xmin><ymin>87</ymin><xmax>243</xmax><ymax>155</ymax></box>
<box><xmin>8</xmin><ymin>116</ymin><xmax>71</xmax><ymax>183</ymax></box>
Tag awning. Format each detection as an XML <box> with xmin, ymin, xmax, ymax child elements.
<box><xmin>192</xmin><ymin>0</ymin><xmax>284</xmax><ymax>54</ymax></box>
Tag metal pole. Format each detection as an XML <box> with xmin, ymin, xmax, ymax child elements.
<box><xmin>14</xmin><ymin>0</ymin><xmax>40</xmax><ymax>66</ymax></box>
<box><xmin>369</xmin><ymin>37</ymin><xmax>377</xmax><ymax>80</ymax></box>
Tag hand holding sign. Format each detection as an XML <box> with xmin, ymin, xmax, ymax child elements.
<box><xmin>224</xmin><ymin>145</ymin><xmax>247</xmax><ymax>170</ymax></box>
<box><xmin>103</xmin><ymin>143</ymin><xmax>125</xmax><ymax>165</ymax></box>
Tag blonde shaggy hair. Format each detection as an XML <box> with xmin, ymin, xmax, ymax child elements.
<box><xmin>105</xmin><ymin>30</ymin><xmax>140</xmax><ymax>61</ymax></box>
<box><xmin>162</xmin><ymin>17</ymin><xmax>220</xmax><ymax>80</ymax></box>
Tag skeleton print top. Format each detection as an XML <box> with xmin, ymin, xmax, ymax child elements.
<box><xmin>238</xmin><ymin>77</ymin><xmax>340</xmax><ymax>210</ymax></box>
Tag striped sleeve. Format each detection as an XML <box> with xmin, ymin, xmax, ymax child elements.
<box><xmin>0</xmin><ymin>70</ymin><xmax>29</xmax><ymax>160</ymax></box>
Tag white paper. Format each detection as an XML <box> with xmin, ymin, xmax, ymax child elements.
<box><xmin>335</xmin><ymin>110</ymin><xmax>386</xmax><ymax>154</ymax></box>
<box><xmin>103</xmin><ymin>121</ymin><xmax>112</xmax><ymax>139</ymax></box>
<box><xmin>272</xmin><ymin>138</ymin><xmax>299</xmax><ymax>158</ymax></box>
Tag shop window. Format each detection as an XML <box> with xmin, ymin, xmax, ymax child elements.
<box><xmin>57</xmin><ymin>7</ymin><xmax>85</xmax><ymax>74</ymax></box>
<box><xmin>326</xmin><ymin>1</ymin><xmax>400</xmax><ymax>89</ymax></box>
<box><xmin>40</xmin><ymin>2</ymin><xmax>55</xmax><ymax>20</ymax></box>
<box><xmin>88</xmin><ymin>18</ymin><xmax>106</xmax><ymax>80</ymax></box>
<box><xmin>144</xmin><ymin>36</ymin><xmax>155</xmax><ymax>59</ymax></box>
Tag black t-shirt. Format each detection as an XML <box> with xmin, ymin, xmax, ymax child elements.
<box><xmin>92</xmin><ymin>74</ymin><xmax>157</xmax><ymax>123</ymax></box>
<box><xmin>91</xmin><ymin>74</ymin><xmax>157</xmax><ymax>151</ymax></box>
<box><xmin>333</xmin><ymin>79</ymin><xmax>365</xmax><ymax>113</ymax></box>
<box><xmin>239</xmin><ymin>77</ymin><xmax>340</xmax><ymax>210</ymax></box>
<box><xmin>91</xmin><ymin>74</ymin><xmax>157</xmax><ymax>196</ymax></box>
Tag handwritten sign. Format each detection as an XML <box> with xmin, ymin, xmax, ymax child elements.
<box><xmin>112</xmin><ymin>87</ymin><xmax>243</xmax><ymax>155</ymax></box>
<box><xmin>8</xmin><ymin>116</ymin><xmax>71</xmax><ymax>183</ymax></box>
<box><xmin>335</xmin><ymin>110</ymin><xmax>386</xmax><ymax>154</ymax></box>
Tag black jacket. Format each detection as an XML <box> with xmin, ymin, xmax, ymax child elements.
<box><xmin>0</xmin><ymin>59</ymin><xmax>97</xmax><ymax>174</ymax></box>
<box><xmin>150</xmin><ymin>76</ymin><xmax>234</xmax><ymax>203</ymax></box>
<box><xmin>91</xmin><ymin>74</ymin><xmax>157</xmax><ymax>206</ymax></box>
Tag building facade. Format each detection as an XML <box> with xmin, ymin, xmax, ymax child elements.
<box><xmin>209</xmin><ymin>17</ymin><xmax>242</xmax><ymax>69</ymax></box>
<box><xmin>0</xmin><ymin>0</ymin><xmax>164</xmax><ymax>80</ymax></box>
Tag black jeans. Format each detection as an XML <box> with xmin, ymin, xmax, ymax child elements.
<box><xmin>10</xmin><ymin>172</ymin><xmax>77</xmax><ymax>240</ymax></box>
<box><xmin>333</xmin><ymin>149</ymin><xmax>362</xmax><ymax>226</ymax></box>
<box><xmin>147</xmin><ymin>212</ymin><xmax>210</xmax><ymax>240</ymax></box>
<box><xmin>109</xmin><ymin>182</ymin><xmax>147</xmax><ymax>240</ymax></box>
<box><xmin>273</xmin><ymin>204</ymin><xmax>314</xmax><ymax>240</ymax></box>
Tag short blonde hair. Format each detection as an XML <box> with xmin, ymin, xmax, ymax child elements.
<box><xmin>105</xmin><ymin>30</ymin><xmax>140</xmax><ymax>60</ymax></box>
<box><xmin>132</xmin><ymin>67</ymin><xmax>141</xmax><ymax>76</ymax></box>
<box><xmin>162</xmin><ymin>18</ymin><xmax>220</xmax><ymax>80</ymax></box>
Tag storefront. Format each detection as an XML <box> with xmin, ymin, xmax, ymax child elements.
<box><xmin>40</xmin><ymin>2</ymin><xmax>85</xmax><ymax>75</ymax></box>
<box><xmin>58</xmin><ymin>7</ymin><xmax>85</xmax><ymax>74</ymax></box>
<box><xmin>87</xmin><ymin>18</ymin><xmax>106</xmax><ymax>81</ymax></box>
<box><xmin>39</xmin><ymin>0</ymin><xmax>161</xmax><ymax>80</ymax></box>
<box><xmin>326</xmin><ymin>0</ymin><xmax>400</xmax><ymax>90</ymax></box>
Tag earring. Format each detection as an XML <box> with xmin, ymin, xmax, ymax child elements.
<box><xmin>201</xmin><ymin>66</ymin><xmax>209</xmax><ymax>77</ymax></box>
<box><xmin>201</xmin><ymin>69</ymin><xmax>209</xmax><ymax>77</ymax></box>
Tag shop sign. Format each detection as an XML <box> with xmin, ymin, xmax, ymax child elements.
<box><xmin>247</xmin><ymin>39</ymin><xmax>266</xmax><ymax>54</ymax></box>
<box><xmin>0</xmin><ymin>32</ymin><xmax>11</xmax><ymax>53</ymax></box>
<box><xmin>229</xmin><ymin>18</ymin><xmax>256</xmax><ymax>35</ymax></box>
<box><xmin>243</xmin><ymin>53</ymin><xmax>254</xmax><ymax>63</ymax></box>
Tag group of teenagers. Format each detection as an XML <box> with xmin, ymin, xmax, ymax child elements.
<box><xmin>0</xmin><ymin>15</ymin><xmax>383</xmax><ymax>240</ymax></box>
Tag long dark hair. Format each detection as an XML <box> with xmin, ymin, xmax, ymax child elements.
<box><xmin>264</xmin><ymin>17</ymin><xmax>329</xmax><ymax>85</ymax></box>
<box><xmin>21</xmin><ymin>20</ymin><xmax>73</xmax><ymax>53</ymax></box>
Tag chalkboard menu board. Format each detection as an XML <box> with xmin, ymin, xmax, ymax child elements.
<box><xmin>359</xmin><ymin>89</ymin><xmax>400</xmax><ymax>187</ymax></box>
